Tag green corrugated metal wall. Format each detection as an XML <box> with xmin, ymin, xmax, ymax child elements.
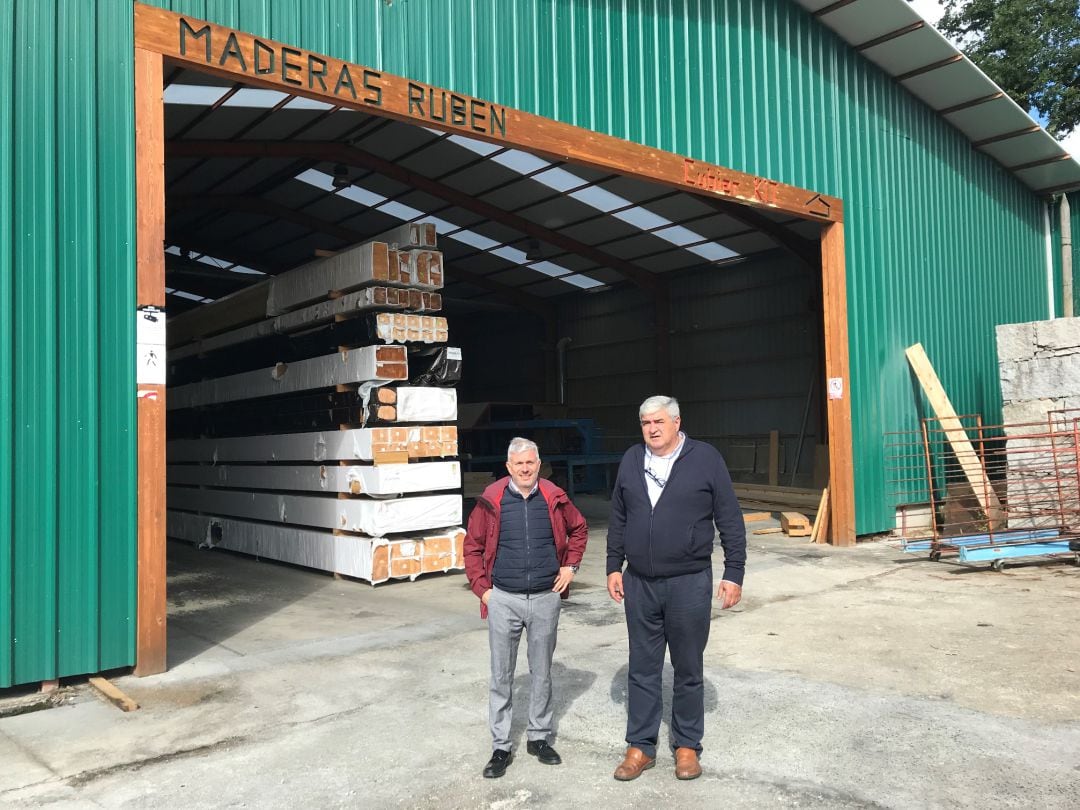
<box><xmin>1</xmin><ymin>0</ymin><xmax>136</xmax><ymax>689</ymax></box>
<box><xmin>0</xmin><ymin>0</ymin><xmax>1063</xmax><ymax>687</ymax></box>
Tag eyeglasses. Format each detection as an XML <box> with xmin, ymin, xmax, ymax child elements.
<box><xmin>645</xmin><ymin>467</ymin><xmax>667</xmax><ymax>489</ymax></box>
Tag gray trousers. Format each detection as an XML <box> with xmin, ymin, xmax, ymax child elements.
<box><xmin>487</xmin><ymin>587</ymin><xmax>561</xmax><ymax>750</ymax></box>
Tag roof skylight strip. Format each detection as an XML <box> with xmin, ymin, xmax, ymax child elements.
<box><xmin>165</xmin><ymin>244</ymin><xmax>266</xmax><ymax>276</ymax></box>
<box><xmin>294</xmin><ymin>169</ymin><xmax>599</xmax><ymax>290</ymax></box>
<box><xmin>447</xmin><ymin>132</ymin><xmax>740</xmax><ymax>262</ymax></box>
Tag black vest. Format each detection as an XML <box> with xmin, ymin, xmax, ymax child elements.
<box><xmin>491</xmin><ymin>486</ymin><xmax>559</xmax><ymax>594</ymax></box>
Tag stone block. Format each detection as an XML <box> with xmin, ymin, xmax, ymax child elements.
<box><xmin>1002</xmin><ymin>399</ymin><xmax>1063</xmax><ymax>428</ymax></box>
<box><xmin>1033</xmin><ymin>317</ymin><xmax>1080</xmax><ymax>357</ymax></box>
<box><xmin>1000</xmin><ymin>356</ymin><xmax>1080</xmax><ymax>403</ymax></box>
<box><xmin>996</xmin><ymin>321</ymin><xmax>1037</xmax><ymax>363</ymax></box>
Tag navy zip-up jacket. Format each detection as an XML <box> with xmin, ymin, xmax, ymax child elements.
<box><xmin>606</xmin><ymin>436</ymin><xmax>746</xmax><ymax>585</ymax></box>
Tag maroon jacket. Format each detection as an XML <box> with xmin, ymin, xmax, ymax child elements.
<box><xmin>463</xmin><ymin>477</ymin><xmax>588</xmax><ymax>618</ymax></box>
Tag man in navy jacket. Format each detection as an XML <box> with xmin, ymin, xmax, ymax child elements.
<box><xmin>607</xmin><ymin>395</ymin><xmax>746</xmax><ymax>781</ymax></box>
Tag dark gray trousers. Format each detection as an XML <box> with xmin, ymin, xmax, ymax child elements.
<box><xmin>487</xmin><ymin>587</ymin><xmax>561</xmax><ymax>750</ymax></box>
<box><xmin>623</xmin><ymin>567</ymin><xmax>712</xmax><ymax>758</ymax></box>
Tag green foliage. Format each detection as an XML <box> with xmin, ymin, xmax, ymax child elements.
<box><xmin>936</xmin><ymin>0</ymin><xmax>1080</xmax><ymax>136</ymax></box>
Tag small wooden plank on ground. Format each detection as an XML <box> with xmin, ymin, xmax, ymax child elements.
<box><xmin>88</xmin><ymin>677</ymin><xmax>140</xmax><ymax>712</ymax></box>
<box><xmin>742</xmin><ymin>511</ymin><xmax>772</xmax><ymax>523</ymax></box>
<box><xmin>810</xmin><ymin>487</ymin><xmax>830</xmax><ymax>544</ymax></box>
<box><xmin>752</xmin><ymin>527</ymin><xmax>784</xmax><ymax>535</ymax></box>
<box><xmin>780</xmin><ymin>511</ymin><xmax>812</xmax><ymax>537</ymax></box>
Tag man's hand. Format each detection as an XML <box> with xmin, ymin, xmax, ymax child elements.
<box><xmin>607</xmin><ymin>572</ymin><xmax>624</xmax><ymax>603</ymax></box>
<box><xmin>481</xmin><ymin>588</ymin><xmax>493</xmax><ymax>605</ymax></box>
<box><xmin>717</xmin><ymin>580</ymin><xmax>742</xmax><ymax>609</ymax></box>
<box><xmin>552</xmin><ymin>566</ymin><xmax>576</xmax><ymax>593</ymax></box>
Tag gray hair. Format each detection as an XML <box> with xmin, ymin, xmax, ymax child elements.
<box><xmin>639</xmin><ymin>395</ymin><xmax>680</xmax><ymax>420</ymax></box>
<box><xmin>506</xmin><ymin>437</ymin><xmax>540</xmax><ymax>460</ymax></box>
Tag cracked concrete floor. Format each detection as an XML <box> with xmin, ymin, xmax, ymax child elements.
<box><xmin>2</xmin><ymin>501</ymin><xmax>1079</xmax><ymax>808</ymax></box>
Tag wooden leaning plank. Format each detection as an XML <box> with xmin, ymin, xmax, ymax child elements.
<box><xmin>905</xmin><ymin>343</ymin><xmax>1002</xmax><ymax>521</ymax></box>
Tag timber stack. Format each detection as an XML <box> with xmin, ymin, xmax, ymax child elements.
<box><xmin>165</xmin><ymin>223</ymin><xmax>466</xmax><ymax>585</ymax></box>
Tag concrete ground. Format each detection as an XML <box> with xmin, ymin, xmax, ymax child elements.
<box><xmin>2</xmin><ymin>495</ymin><xmax>1079</xmax><ymax>808</ymax></box>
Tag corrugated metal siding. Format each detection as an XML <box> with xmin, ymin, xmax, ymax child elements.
<box><xmin>371</xmin><ymin>0</ymin><xmax>1048</xmax><ymax>533</ymax></box>
<box><xmin>1</xmin><ymin>0</ymin><xmax>136</xmax><ymax>688</ymax></box>
<box><xmin>2</xmin><ymin>0</ymin><xmax>1058</xmax><ymax>685</ymax></box>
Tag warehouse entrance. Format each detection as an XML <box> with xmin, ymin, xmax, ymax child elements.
<box><xmin>133</xmin><ymin>3</ymin><xmax>852</xmax><ymax>676</ymax></box>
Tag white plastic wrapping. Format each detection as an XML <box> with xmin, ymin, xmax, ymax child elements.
<box><xmin>167</xmin><ymin>510</ymin><xmax>464</xmax><ymax>583</ymax></box>
<box><xmin>395</xmin><ymin>387</ymin><xmax>458</xmax><ymax>422</ymax></box>
<box><xmin>168</xmin><ymin>461</ymin><xmax>461</xmax><ymax>495</ymax></box>
<box><xmin>168</xmin><ymin>487</ymin><xmax>462</xmax><ymax>535</ymax></box>
<box><xmin>168</xmin><ymin>346</ymin><xmax>407</xmax><ymax>410</ymax></box>
<box><xmin>168</xmin><ymin>425</ymin><xmax>458</xmax><ymax>463</ymax></box>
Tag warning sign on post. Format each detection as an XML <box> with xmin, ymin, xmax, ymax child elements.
<box><xmin>827</xmin><ymin>376</ymin><xmax>844</xmax><ymax>401</ymax></box>
<box><xmin>137</xmin><ymin>306</ymin><xmax>166</xmax><ymax>386</ymax></box>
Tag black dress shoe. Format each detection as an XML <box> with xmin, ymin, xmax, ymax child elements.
<box><xmin>526</xmin><ymin>740</ymin><xmax>562</xmax><ymax>765</ymax></box>
<box><xmin>483</xmin><ymin>749</ymin><xmax>513</xmax><ymax>778</ymax></box>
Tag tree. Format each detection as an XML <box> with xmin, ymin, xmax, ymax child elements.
<box><xmin>933</xmin><ymin>0</ymin><xmax>1080</xmax><ymax>137</ymax></box>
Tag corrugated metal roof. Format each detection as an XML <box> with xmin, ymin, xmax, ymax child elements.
<box><xmin>795</xmin><ymin>0</ymin><xmax>1080</xmax><ymax>195</ymax></box>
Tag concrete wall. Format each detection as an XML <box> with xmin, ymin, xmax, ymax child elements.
<box><xmin>997</xmin><ymin>318</ymin><xmax>1080</xmax><ymax>528</ymax></box>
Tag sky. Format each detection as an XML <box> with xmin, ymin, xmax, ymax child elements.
<box><xmin>906</xmin><ymin>0</ymin><xmax>1080</xmax><ymax>158</ymax></box>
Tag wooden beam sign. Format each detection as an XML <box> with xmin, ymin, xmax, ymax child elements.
<box><xmin>133</xmin><ymin>3</ymin><xmax>842</xmax><ymax>224</ymax></box>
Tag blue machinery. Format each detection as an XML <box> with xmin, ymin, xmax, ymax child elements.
<box><xmin>902</xmin><ymin>528</ymin><xmax>1080</xmax><ymax>571</ymax></box>
<box><xmin>460</xmin><ymin>418</ymin><xmax>624</xmax><ymax>499</ymax></box>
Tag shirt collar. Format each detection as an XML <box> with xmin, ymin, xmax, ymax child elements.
<box><xmin>508</xmin><ymin>478</ymin><xmax>539</xmax><ymax>497</ymax></box>
<box><xmin>646</xmin><ymin>431</ymin><xmax>686</xmax><ymax>462</ymax></box>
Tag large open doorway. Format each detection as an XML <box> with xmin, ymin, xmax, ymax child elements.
<box><xmin>133</xmin><ymin>4</ymin><xmax>852</xmax><ymax>676</ymax></box>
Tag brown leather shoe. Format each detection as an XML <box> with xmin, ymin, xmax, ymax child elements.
<box><xmin>613</xmin><ymin>746</ymin><xmax>655</xmax><ymax>781</ymax></box>
<box><xmin>674</xmin><ymin>747</ymin><xmax>702</xmax><ymax>780</ymax></box>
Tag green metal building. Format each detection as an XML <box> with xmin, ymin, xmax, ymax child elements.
<box><xmin>1</xmin><ymin>0</ymin><xmax>1078</xmax><ymax>689</ymax></box>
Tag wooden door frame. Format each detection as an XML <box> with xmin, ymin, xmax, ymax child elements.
<box><xmin>132</xmin><ymin>3</ymin><xmax>856</xmax><ymax>675</ymax></box>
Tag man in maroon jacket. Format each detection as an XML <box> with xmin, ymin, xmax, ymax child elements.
<box><xmin>463</xmin><ymin>437</ymin><xmax>589</xmax><ymax>779</ymax></box>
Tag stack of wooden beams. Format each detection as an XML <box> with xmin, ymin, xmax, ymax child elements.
<box><xmin>732</xmin><ymin>483</ymin><xmax>822</xmax><ymax>515</ymax></box>
<box><xmin>165</xmin><ymin>223</ymin><xmax>466</xmax><ymax>585</ymax></box>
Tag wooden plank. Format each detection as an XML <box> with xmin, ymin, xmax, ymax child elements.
<box><xmin>742</xmin><ymin>511</ymin><xmax>772</xmax><ymax>522</ymax></box>
<box><xmin>134</xmin><ymin>46</ymin><xmax>167</xmax><ymax>677</ymax></box>
<box><xmin>371</xmin><ymin>222</ymin><xmax>438</xmax><ymax>250</ymax></box>
<box><xmin>166</xmin><ymin>511</ymin><xmax>465</xmax><ymax>583</ymax></box>
<box><xmin>811</xmin><ymin>487</ymin><xmax>830</xmax><ymax>544</ymax></box>
<box><xmin>821</xmin><ymin>222</ymin><xmax>855</xmax><ymax>546</ymax></box>
<box><xmin>166</xmin><ymin>242</ymin><xmax>445</xmax><ymax>347</ymax></box>
<box><xmin>167</xmin><ymin>488</ymin><xmax>462</xmax><ymax>535</ymax></box>
<box><xmin>169</xmin><ymin>287</ymin><xmax>441</xmax><ymax>361</ymax></box>
<box><xmin>133</xmin><ymin>5</ymin><xmax>843</xmax><ymax>224</ymax></box>
<box><xmin>733</xmin><ymin>485</ymin><xmax>821</xmax><ymax>509</ymax></box>
<box><xmin>168</xmin><ymin>346</ymin><xmax>407</xmax><ymax>410</ymax></box>
<box><xmin>166</xmin><ymin>461</ymin><xmax>461</xmax><ymax>495</ymax></box>
<box><xmin>905</xmin><ymin>342</ymin><xmax>1002</xmax><ymax>521</ymax></box>
<box><xmin>89</xmin><ymin>677</ymin><xmax>140</xmax><ymax>712</ymax></box>
<box><xmin>168</xmin><ymin>425</ymin><xmax>459</xmax><ymax>463</ymax></box>
<box><xmin>780</xmin><ymin>511</ymin><xmax>812</xmax><ymax>537</ymax></box>
<box><xmin>768</xmin><ymin>430</ymin><xmax>780</xmax><ymax>486</ymax></box>
<box><xmin>266</xmin><ymin>244</ymin><xmax>442</xmax><ymax>316</ymax></box>
<box><xmin>752</xmin><ymin>527</ymin><xmax>784</xmax><ymax>535</ymax></box>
